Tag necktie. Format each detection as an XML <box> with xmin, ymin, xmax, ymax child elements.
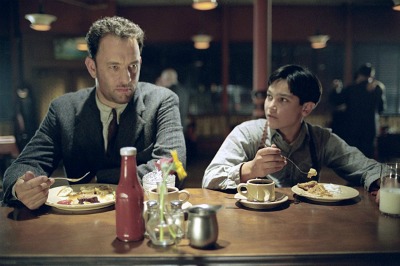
<box><xmin>107</xmin><ymin>108</ymin><xmax>118</xmax><ymax>154</ymax></box>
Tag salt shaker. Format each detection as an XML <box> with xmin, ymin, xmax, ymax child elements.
<box><xmin>145</xmin><ymin>200</ymin><xmax>158</xmax><ymax>238</ymax></box>
<box><xmin>169</xmin><ymin>200</ymin><xmax>185</xmax><ymax>242</ymax></box>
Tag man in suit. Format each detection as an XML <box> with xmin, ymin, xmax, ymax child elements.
<box><xmin>2</xmin><ymin>16</ymin><xmax>186</xmax><ymax>210</ymax></box>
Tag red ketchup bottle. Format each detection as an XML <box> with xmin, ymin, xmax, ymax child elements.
<box><xmin>116</xmin><ymin>147</ymin><xmax>145</xmax><ymax>242</ymax></box>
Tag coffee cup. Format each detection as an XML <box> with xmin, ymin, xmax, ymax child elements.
<box><xmin>237</xmin><ymin>179</ymin><xmax>275</xmax><ymax>202</ymax></box>
<box><xmin>147</xmin><ymin>186</ymin><xmax>190</xmax><ymax>204</ymax></box>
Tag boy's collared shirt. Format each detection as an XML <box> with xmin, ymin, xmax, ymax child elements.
<box><xmin>202</xmin><ymin>118</ymin><xmax>381</xmax><ymax>191</ymax></box>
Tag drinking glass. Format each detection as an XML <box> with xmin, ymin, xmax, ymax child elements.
<box><xmin>379</xmin><ymin>163</ymin><xmax>400</xmax><ymax>218</ymax></box>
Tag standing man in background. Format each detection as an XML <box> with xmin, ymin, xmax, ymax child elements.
<box><xmin>330</xmin><ymin>63</ymin><xmax>386</xmax><ymax>158</ymax></box>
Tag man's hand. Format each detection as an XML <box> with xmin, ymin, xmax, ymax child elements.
<box><xmin>15</xmin><ymin>171</ymin><xmax>55</xmax><ymax>210</ymax></box>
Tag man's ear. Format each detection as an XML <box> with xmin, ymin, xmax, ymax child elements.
<box><xmin>302</xmin><ymin>102</ymin><xmax>316</xmax><ymax>116</ymax></box>
<box><xmin>85</xmin><ymin>57</ymin><xmax>96</xmax><ymax>79</ymax></box>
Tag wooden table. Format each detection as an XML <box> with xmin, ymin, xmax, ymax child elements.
<box><xmin>0</xmin><ymin>187</ymin><xmax>399</xmax><ymax>265</ymax></box>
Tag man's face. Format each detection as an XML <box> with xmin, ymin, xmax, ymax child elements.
<box><xmin>264</xmin><ymin>80</ymin><xmax>304</xmax><ymax>137</ymax></box>
<box><xmin>85</xmin><ymin>34</ymin><xmax>142</xmax><ymax>108</ymax></box>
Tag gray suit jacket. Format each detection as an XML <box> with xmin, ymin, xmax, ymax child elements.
<box><xmin>2</xmin><ymin>82</ymin><xmax>186</xmax><ymax>205</ymax></box>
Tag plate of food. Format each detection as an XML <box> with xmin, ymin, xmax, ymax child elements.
<box><xmin>234</xmin><ymin>191</ymin><xmax>288</xmax><ymax>210</ymax></box>
<box><xmin>46</xmin><ymin>184</ymin><xmax>116</xmax><ymax>211</ymax></box>
<box><xmin>291</xmin><ymin>181</ymin><xmax>359</xmax><ymax>202</ymax></box>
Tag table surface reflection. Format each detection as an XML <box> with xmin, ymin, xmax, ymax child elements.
<box><xmin>0</xmin><ymin>186</ymin><xmax>399</xmax><ymax>265</ymax></box>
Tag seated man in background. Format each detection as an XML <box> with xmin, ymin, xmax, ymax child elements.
<box><xmin>202</xmin><ymin>64</ymin><xmax>381</xmax><ymax>199</ymax></box>
<box><xmin>2</xmin><ymin>16</ymin><xmax>186</xmax><ymax>210</ymax></box>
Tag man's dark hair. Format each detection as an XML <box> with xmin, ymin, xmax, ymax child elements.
<box><xmin>356</xmin><ymin>63</ymin><xmax>374</xmax><ymax>77</ymax></box>
<box><xmin>86</xmin><ymin>16</ymin><xmax>145</xmax><ymax>59</ymax></box>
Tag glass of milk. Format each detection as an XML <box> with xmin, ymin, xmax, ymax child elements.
<box><xmin>379</xmin><ymin>163</ymin><xmax>400</xmax><ymax>218</ymax></box>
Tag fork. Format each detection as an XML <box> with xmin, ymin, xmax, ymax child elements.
<box><xmin>284</xmin><ymin>157</ymin><xmax>309</xmax><ymax>175</ymax></box>
<box><xmin>261</xmin><ymin>141</ymin><xmax>310</xmax><ymax>176</ymax></box>
<box><xmin>51</xmin><ymin>172</ymin><xmax>90</xmax><ymax>182</ymax></box>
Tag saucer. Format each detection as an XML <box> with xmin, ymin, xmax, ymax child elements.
<box><xmin>234</xmin><ymin>192</ymin><xmax>288</xmax><ymax>210</ymax></box>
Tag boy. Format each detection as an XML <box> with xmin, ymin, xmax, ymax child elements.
<box><xmin>202</xmin><ymin>64</ymin><xmax>381</xmax><ymax>196</ymax></box>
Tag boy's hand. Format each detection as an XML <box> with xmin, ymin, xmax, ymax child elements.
<box><xmin>240</xmin><ymin>144</ymin><xmax>286</xmax><ymax>182</ymax></box>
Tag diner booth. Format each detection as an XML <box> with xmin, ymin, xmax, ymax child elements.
<box><xmin>0</xmin><ymin>0</ymin><xmax>400</xmax><ymax>264</ymax></box>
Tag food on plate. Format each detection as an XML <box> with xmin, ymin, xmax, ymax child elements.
<box><xmin>307</xmin><ymin>168</ymin><xmax>317</xmax><ymax>178</ymax></box>
<box><xmin>57</xmin><ymin>186</ymin><xmax>73</xmax><ymax>197</ymax></box>
<box><xmin>80</xmin><ymin>185</ymin><xmax>95</xmax><ymax>194</ymax></box>
<box><xmin>78</xmin><ymin>196</ymin><xmax>100</xmax><ymax>204</ymax></box>
<box><xmin>94</xmin><ymin>184</ymin><xmax>114</xmax><ymax>195</ymax></box>
<box><xmin>297</xmin><ymin>180</ymin><xmax>318</xmax><ymax>190</ymax></box>
<box><xmin>297</xmin><ymin>181</ymin><xmax>332</xmax><ymax>197</ymax></box>
<box><xmin>56</xmin><ymin>185</ymin><xmax>115</xmax><ymax>205</ymax></box>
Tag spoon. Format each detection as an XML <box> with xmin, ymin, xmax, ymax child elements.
<box><xmin>52</xmin><ymin>172</ymin><xmax>90</xmax><ymax>182</ymax></box>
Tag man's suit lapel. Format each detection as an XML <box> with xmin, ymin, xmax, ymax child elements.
<box><xmin>119</xmin><ymin>90</ymin><xmax>146</xmax><ymax>149</ymax></box>
<box><xmin>74</xmin><ymin>89</ymin><xmax>104</xmax><ymax>162</ymax></box>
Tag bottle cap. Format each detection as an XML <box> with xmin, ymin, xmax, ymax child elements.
<box><xmin>120</xmin><ymin>147</ymin><xmax>137</xmax><ymax>156</ymax></box>
<box><xmin>170</xmin><ymin>200</ymin><xmax>183</xmax><ymax>209</ymax></box>
<box><xmin>146</xmin><ymin>200</ymin><xmax>158</xmax><ymax>209</ymax></box>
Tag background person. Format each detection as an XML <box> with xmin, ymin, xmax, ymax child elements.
<box><xmin>2</xmin><ymin>16</ymin><xmax>186</xmax><ymax>210</ymax></box>
<box><xmin>157</xmin><ymin>68</ymin><xmax>189</xmax><ymax>133</ymax></box>
<box><xmin>330</xmin><ymin>63</ymin><xmax>386</xmax><ymax>158</ymax></box>
<box><xmin>202</xmin><ymin>64</ymin><xmax>382</xmax><ymax>200</ymax></box>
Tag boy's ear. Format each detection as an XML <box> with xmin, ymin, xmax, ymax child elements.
<box><xmin>302</xmin><ymin>102</ymin><xmax>316</xmax><ymax>116</ymax></box>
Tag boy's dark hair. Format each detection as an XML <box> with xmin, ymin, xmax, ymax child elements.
<box><xmin>268</xmin><ymin>64</ymin><xmax>322</xmax><ymax>105</ymax></box>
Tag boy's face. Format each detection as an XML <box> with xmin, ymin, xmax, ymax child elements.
<box><xmin>264</xmin><ymin>80</ymin><xmax>307</xmax><ymax>139</ymax></box>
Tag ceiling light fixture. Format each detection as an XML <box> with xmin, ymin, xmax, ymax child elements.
<box><xmin>192</xmin><ymin>0</ymin><xmax>218</xmax><ymax>11</ymax></box>
<box><xmin>25</xmin><ymin>1</ymin><xmax>57</xmax><ymax>31</ymax></box>
<box><xmin>308</xmin><ymin>34</ymin><xmax>330</xmax><ymax>49</ymax></box>
<box><xmin>192</xmin><ymin>34</ymin><xmax>212</xmax><ymax>49</ymax></box>
<box><xmin>393</xmin><ymin>0</ymin><xmax>400</xmax><ymax>11</ymax></box>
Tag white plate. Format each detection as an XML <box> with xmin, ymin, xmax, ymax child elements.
<box><xmin>291</xmin><ymin>183</ymin><xmax>359</xmax><ymax>202</ymax></box>
<box><xmin>46</xmin><ymin>184</ymin><xmax>117</xmax><ymax>211</ymax></box>
<box><xmin>234</xmin><ymin>191</ymin><xmax>288</xmax><ymax>210</ymax></box>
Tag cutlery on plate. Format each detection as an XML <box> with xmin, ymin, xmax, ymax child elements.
<box><xmin>52</xmin><ymin>172</ymin><xmax>90</xmax><ymax>182</ymax></box>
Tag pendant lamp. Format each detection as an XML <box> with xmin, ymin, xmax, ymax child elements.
<box><xmin>25</xmin><ymin>1</ymin><xmax>57</xmax><ymax>31</ymax></box>
<box><xmin>192</xmin><ymin>0</ymin><xmax>218</xmax><ymax>11</ymax></box>
<box><xmin>192</xmin><ymin>34</ymin><xmax>212</xmax><ymax>49</ymax></box>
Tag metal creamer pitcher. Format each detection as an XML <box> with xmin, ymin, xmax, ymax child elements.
<box><xmin>186</xmin><ymin>204</ymin><xmax>221</xmax><ymax>248</ymax></box>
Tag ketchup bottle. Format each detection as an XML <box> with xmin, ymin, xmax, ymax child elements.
<box><xmin>116</xmin><ymin>147</ymin><xmax>145</xmax><ymax>242</ymax></box>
